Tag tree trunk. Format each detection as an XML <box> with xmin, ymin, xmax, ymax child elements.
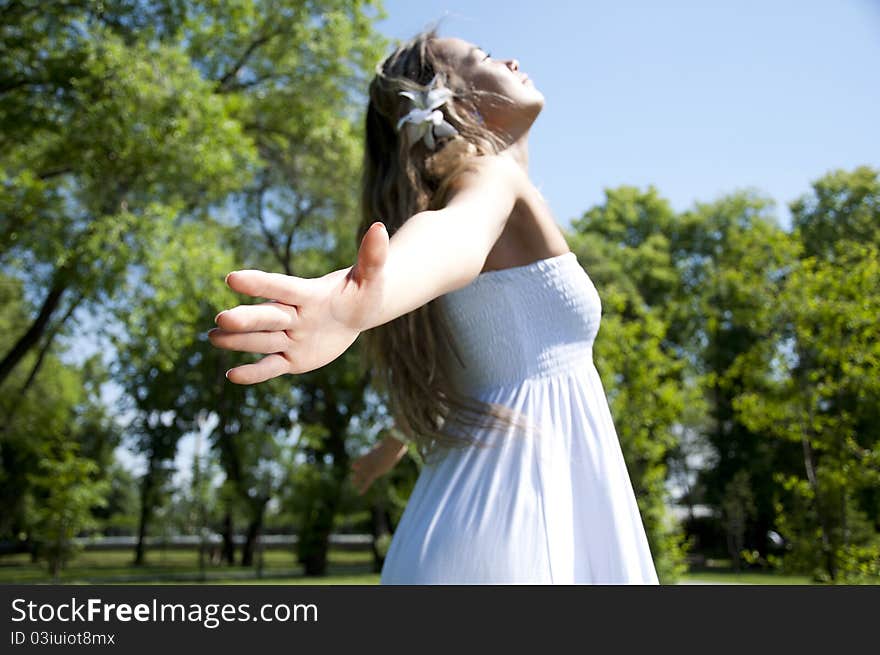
<box><xmin>134</xmin><ymin>451</ymin><xmax>170</xmax><ymax>567</ymax></box>
<box><xmin>297</xmin><ymin>474</ymin><xmax>336</xmax><ymax>576</ymax></box>
<box><xmin>296</xmin><ymin>381</ymin><xmax>353</xmax><ymax>577</ymax></box>
<box><xmin>802</xmin><ymin>432</ymin><xmax>836</xmax><ymax>581</ymax></box>
<box><xmin>221</xmin><ymin>511</ymin><xmax>236</xmax><ymax>565</ymax></box>
<box><xmin>241</xmin><ymin>498</ymin><xmax>268</xmax><ymax>567</ymax></box>
<box><xmin>370</xmin><ymin>499</ymin><xmax>392</xmax><ymax>574</ymax></box>
<box><xmin>0</xmin><ymin>280</ymin><xmax>66</xmax><ymax>388</ymax></box>
<box><xmin>50</xmin><ymin>555</ymin><xmax>61</xmax><ymax>582</ymax></box>
<box><xmin>133</xmin><ymin>472</ymin><xmax>155</xmax><ymax>566</ymax></box>
<box><xmin>212</xmin><ymin>354</ymin><xmax>239</xmax><ymax>566</ymax></box>
<box><xmin>297</xmin><ymin>469</ymin><xmax>346</xmax><ymax>577</ymax></box>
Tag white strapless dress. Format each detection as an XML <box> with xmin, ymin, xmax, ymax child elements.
<box><xmin>379</xmin><ymin>251</ymin><xmax>660</xmax><ymax>584</ymax></box>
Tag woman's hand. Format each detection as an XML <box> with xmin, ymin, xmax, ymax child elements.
<box><xmin>209</xmin><ymin>222</ymin><xmax>389</xmax><ymax>385</ymax></box>
<box><xmin>350</xmin><ymin>435</ymin><xmax>408</xmax><ymax>495</ymax></box>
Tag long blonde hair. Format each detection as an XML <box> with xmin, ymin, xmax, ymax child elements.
<box><xmin>356</xmin><ymin>23</ymin><xmax>538</xmax><ymax>462</ymax></box>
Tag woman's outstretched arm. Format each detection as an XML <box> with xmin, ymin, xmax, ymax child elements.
<box><xmin>366</xmin><ymin>154</ymin><xmax>522</xmax><ymax>325</ymax></box>
<box><xmin>350</xmin><ymin>432</ymin><xmax>408</xmax><ymax>495</ymax></box>
<box><xmin>209</xmin><ymin>154</ymin><xmax>523</xmax><ymax>385</ymax></box>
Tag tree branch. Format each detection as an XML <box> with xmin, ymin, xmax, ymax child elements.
<box><xmin>0</xmin><ymin>77</ymin><xmax>49</xmax><ymax>95</ymax></box>
<box><xmin>38</xmin><ymin>167</ymin><xmax>72</xmax><ymax>180</ymax></box>
<box><xmin>215</xmin><ymin>33</ymin><xmax>273</xmax><ymax>92</ymax></box>
<box><xmin>216</xmin><ymin>73</ymin><xmax>286</xmax><ymax>94</ymax></box>
<box><xmin>252</xmin><ymin>177</ymin><xmax>286</xmax><ymax>271</ymax></box>
<box><xmin>0</xmin><ymin>278</ymin><xmax>67</xmax><ymax>389</ymax></box>
<box><xmin>281</xmin><ymin>197</ymin><xmax>321</xmax><ymax>274</ymax></box>
<box><xmin>0</xmin><ymin>290</ymin><xmax>85</xmax><ymax>436</ymax></box>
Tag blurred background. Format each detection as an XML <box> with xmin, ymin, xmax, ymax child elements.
<box><xmin>1</xmin><ymin>0</ymin><xmax>878</xmax><ymax>584</ymax></box>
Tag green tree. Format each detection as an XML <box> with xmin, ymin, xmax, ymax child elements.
<box><xmin>0</xmin><ymin>273</ymin><xmax>118</xmax><ymax>552</ymax></box>
<box><xmin>26</xmin><ymin>436</ymin><xmax>111</xmax><ymax>580</ymax></box>
<box><xmin>109</xmin><ymin>215</ymin><xmax>240</xmax><ymax>565</ymax></box>
<box><xmin>569</xmin><ymin>185</ymin><xmax>696</xmax><ymax>582</ymax></box>
<box><xmin>731</xmin><ymin>168</ymin><xmax>880</xmax><ymax>582</ymax></box>
<box><xmin>0</xmin><ymin>2</ymin><xmax>256</xmax><ymax>388</ymax></box>
<box><xmin>736</xmin><ymin>244</ymin><xmax>880</xmax><ymax>582</ymax></box>
<box><xmin>91</xmin><ymin>461</ymin><xmax>140</xmax><ymax>536</ymax></box>
<box><xmin>671</xmin><ymin>189</ymin><xmax>802</xmax><ymax>561</ymax></box>
<box><xmin>789</xmin><ymin>165</ymin><xmax>880</xmax><ymax>260</ymax></box>
<box><xmin>180</xmin><ymin>1</ymin><xmax>389</xmax><ymax>575</ymax></box>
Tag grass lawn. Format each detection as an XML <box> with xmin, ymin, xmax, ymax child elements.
<box><xmin>1</xmin><ymin>548</ymin><xmax>818</xmax><ymax>585</ymax></box>
<box><xmin>678</xmin><ymin>558</ymin><xmax>815</xmax><ymax>584</ymax></box>
<box><xmin>0</xmin><ymin>547</ymin><xmax>380</xmax><ymax>585</ymax></box>
<box><xmin>678</xmin><ymin>571</ymin><xmax>813</xmax><ymax>585</ymax></box>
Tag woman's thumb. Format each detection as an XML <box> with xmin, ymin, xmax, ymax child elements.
<box><xmin>357</xmin><ymin>221</ymin><xmax>388</xmax><ymax>281</ymax></box>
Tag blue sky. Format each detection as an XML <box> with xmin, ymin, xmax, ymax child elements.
<box><xmin>376</xmin><ymin>0</ymin><xmax>880</xmax><ymax>231</ymax></box>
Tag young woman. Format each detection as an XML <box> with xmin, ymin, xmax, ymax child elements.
<box><xmin>209</xmin><ymin>26</ymin><xmax>660</xmax><ymax>585</ymax></box>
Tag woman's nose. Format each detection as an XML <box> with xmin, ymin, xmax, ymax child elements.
<box><xmin>507</xmin><ymin>59</ymin><xmax>520</xmax><ymax>71</ymax></box>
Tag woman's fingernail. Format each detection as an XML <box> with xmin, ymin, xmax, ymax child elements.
<box><xmin>225</xmin><ymin>369</ymin><xmax>231</xmax><ymax>379</ymax></box>
<box><xmin>215</xmin><ymin>311</ymin><xmax>225</xmax><ymax>323</ymax></box>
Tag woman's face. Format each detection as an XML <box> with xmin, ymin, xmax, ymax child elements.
<box><xmin>430</xmin><ymin>37</ymin><xmax>545</xmax><ymax>136</ymax></box>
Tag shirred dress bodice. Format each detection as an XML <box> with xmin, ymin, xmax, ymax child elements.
<box><xmin>435</xmin><ymin>251</ymin><xmax>602</xmax><ymax>395</ymax></box>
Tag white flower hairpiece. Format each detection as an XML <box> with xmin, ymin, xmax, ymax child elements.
<box><xmin>395</xmin><ymin>74</ymin><xmax>459</xmax><ymax>150</ymax></box>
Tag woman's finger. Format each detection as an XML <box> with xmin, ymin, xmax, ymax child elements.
<box><xmin>355</xmin><ymin>222</ymin><xmax>389</xmax><ymax>283</ymax></box>
<box><xmin>226</xmin><ymin>270</ymin><xmax>314</xmax><ymax>305</ymax></box>
<box><xmin>208</xmin><ymin>329</ymin><xmax>292</xmax><ymax>354</ymax></box>
<box><xmin>225</xmin><ymin>353</ymin><xmax>291</xmax><ymax>385</ymax></box>
<box><xmin>215</xmin><ymin>301</ymin><xmax>298</xmax><ymax>332</ymax></box>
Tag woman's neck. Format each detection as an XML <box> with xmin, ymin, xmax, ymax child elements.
<box><xmin>500</xmin><ymin>131</ymin><xmax>530</xmax><ymax>175</ymax></box>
